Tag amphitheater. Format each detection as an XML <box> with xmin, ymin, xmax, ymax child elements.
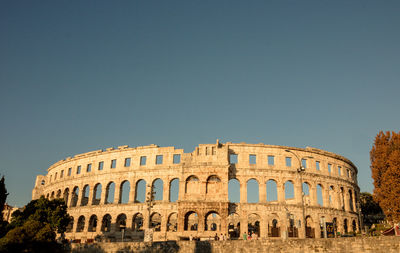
<box><xmin>32</xmin><ymin>141</ymin><xmax>360</xmax><ymax>242</ymax></box>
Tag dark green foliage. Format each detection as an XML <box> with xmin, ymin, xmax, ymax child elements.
<box><xmin>0</xmin><ymin>196</ymin><xmax>71</xmax><ymax>252</ymax></box>
<box><xmin>0</xmin><ymin>176</ymin><xmax>9</xmax><ymax>221</ymax></box>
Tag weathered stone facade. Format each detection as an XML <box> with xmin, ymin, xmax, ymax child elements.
<box><xmin>32</xmin><ymin>141</ymin><xmax>360</xmax><ymax>242</ymax></box>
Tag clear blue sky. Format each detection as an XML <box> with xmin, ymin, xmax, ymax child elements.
<box><xmin>1</xmin><ymin>1</ymin><xmax>399</xmax><ymax>207</ymax></box>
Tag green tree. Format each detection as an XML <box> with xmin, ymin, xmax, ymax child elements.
<box><xmin>0</xmin><ymin>196</ymin><xmax>71</xmax><ymax>252</ymax></box>
<box><xmin>370</xmin><ymin>131</ymin><xmax>400</xmax><ymax>223</ymax></box>
<box><xmin>0</xmin><ymin>175</ymin><xmax>9</xmax><ymax>238</ymax></box>
<box><xmin>360</xmin><ymin>192</ymin><xmax>384</xmax><ymax>227</ymax></box>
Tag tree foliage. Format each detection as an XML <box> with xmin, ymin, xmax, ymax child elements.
<box><xmin>360</xmin><ymin>192</ymin><xmax>384</xmax><ymax>227</ymax></box>
<box><xmin>0</xmin><ymin>175</ymin><xmax>9</xmax><ymax>221</ymax></box>
<box><xmin>0</xmin><ymin>196</ymin><xmax>71</xmax><ymax>252</ymax></box>
<box><xmin>370</xmin><ymin>131</ymin><xmax>400</xmax><ymax>223</ymax></box>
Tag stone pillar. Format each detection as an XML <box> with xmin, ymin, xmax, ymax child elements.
<box><xmin>76</xmin><ymin>184</ymin><xmax>84</xmax><ymax>207</ymax></box>
<box><xmin>310</xmin><ymin>185</ymin><xmax>317</xmax><ymax>206</ymax></box>
<box><xmin>88</xmin><ymin>184</ymin><xmax>94</xmax><ymax>206</ymax></box>
<box><xmin>352</xmin><ymin>190</ymin><xmax>357</xmax><ymax>212</ymax></box>
<box><xmin>177</xmin><ymin>212</ymin><xmax>185</xmax><ymax>233</ymax></box>
<box><xmin>163</xmin><ymin>178</ymin><xmax>170</xmax><ymax>202</ymax></box>
<box><xmin>114</xmin><ymin>181</ymin><xmax>121</xmax><ymax>204</ymax></box>
<box><xmin>100</xmin><ymin>183</ymin><xmax>107</xmax><ymax>204</ymax></box>
<box><xmin>295</xmin><ymin>180</ymin><xmax>303</xmax><ymax>205</ymax></box>
<box><xmin>344</xmin><ymin>190</ymin><xmax>350</xmax><ymax>211</ymax></box>
<box><xmin>259</xmin><ymin>182</ymin><xmax>266</xmax><ymax>203</ymax></box>
<box><xmin>126</xmin><ymin>215</ymin><xmax>133</xmax><ymax>230</ymax></box>
<box><xmin>198</xmin><ymin>212</ymin><xmax>205</xmax><ymax>232</ymax></box>
<box><xmin>240</xmin><ymin>182</ymin><xmax>247</xmax><ymax>203</ymax></box>
<box><xmin>160</xmin><ymin>210</ymin><xmax>167</xmax><ymax>233</ymax></box>
<box><xmin>129</xmin><ymin>179</ymin><xmax>136</xmax><ymax>203</ymax></box>
<box><xmin>323</xmin><ymin>187</ymin><xmax>329</xmax><ymax>207</ymax></box>
<box><xmin>83</xmin><ymin>215</ymin><xmax>89</xmax><ymax>233</ymax></box>
<box><xmin>220</xmin><ymin>213</ymin><xmax>228</xmax><ymax>235</ymax></box>
<box><xmin>111</xmin><ymin>215</ymin><xmax>118</xmax><ymax>233</ymax></box>
<box><xmin>260</xmin><ymin>218</ymin><xmax>268</xmax><ymax>239</ymax></box>
<box><xmin>241</xmin><ymin>213</ymin><xmax>248</xmax><ymax>238</ymax></box>
<box><xmin>278</xmin><ymin>181</ymin><xmax>285</xmax><ymax>203</ymax></box>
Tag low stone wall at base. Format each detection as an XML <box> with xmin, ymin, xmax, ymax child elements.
<box><xmin>70</xmin><ymin>236</ymin><xmax>400</xmax><ymax>253</ymax></box>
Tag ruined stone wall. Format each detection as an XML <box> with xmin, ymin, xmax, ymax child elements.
<box><xmin>70</xmin><ymin>237</ymin><xmax>400</xmax><ymax>253</ymax></box>
<box><xmin>32</xmin><ymin>141</ymin><xmax>360</xmax><ymax>241</ymax></box>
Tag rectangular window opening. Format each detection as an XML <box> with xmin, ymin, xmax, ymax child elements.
<box><xmin>68</xmin><ymin>168</ymin><xmax>72</xmax><ymax>176</ymax></box>
<box><xmin>173</xmin><ymin>154</ymin><xmax>181</xmax><ymax>164</ymax></box>
<box><xmin>87</xmin><ymin>163</ymin><xmax>92</xmax><ymax>172</ymax></box>
<box><xmin>77</xmin><ymin>166</ymin><xmax>81</xmax><ymax>175</ymax></box>
<box><xmin>98</xmin><ymin>161</ymin><xmax>104</xmax><ymax>170</ymax></box>
<box><xmin>140</xmin><ymin>156</ymin><xmax>147</xmax><ymax>166</ymax></box>
<box><xmin>156</xmin><ymin>155</ymin><xmax>163</xmax><ymax>164</ymax></box>
<box><xmin>230</xmin><ymin>154</ymin><xmax>238</xmax><ymax>164</ymax></box>
<box><xmin>268</xmin><ymin>155</ymin><xmax>275</xmax><ymax>166</ymax></box>
<box><xmin>301</xmin><ymin>159</ymin><xmax>307</xmax><ymax>169</ymax></box>
<box><xmin>286</xmin><ymin>157</ymin><xmax>292</xmax><ymax>167</ymax></box>
<box><xmin>111</xmin><ymin>159</ymin><xmax>116</xmax><ymax>168</ymax></box>
<box><xmin>249</xmin><ymin>154</ymin><xmax>256</xmax><ymax>164</ymax></box>
<box><xmin>328</xmin><ymin>164</ymin><xmax>332</xmax><ymax>175</ymax></box>
<box><xmin>124</xmin><ymin>158</ymin><xmax>131</xmax><ymax>167</ymax></box>
<box><xmin>338</xmin><ymin>166</ymin><xmax>342</xmax><ymax>175</ymax></box>
<box><xmin>316</xmin><ymin>161</ymin><xmax>320</xmax><ymax>171</ymax></box>
<box><xmin>60</xmin><ymin>170</ymin><xmax>64</xmax><ymax>178</ymax></box>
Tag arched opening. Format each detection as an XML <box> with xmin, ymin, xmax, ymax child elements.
<box><xmin>116</xmin><ymin>213</ymin><xmax>127</xmax><ymax>232</ymax></box>
<box><xmin>169</xmin><ymin>178</ymin><xmax>179</xmax><ymax>202</ymax></box>
<box><xmin>284</xmin><ymin>180</ymin><xmax>294</xmax><ymax>200</ymax></box>
<box><xmin>76</xmin><ymin>216</ymin><xmax>85</xmax><ymax>232</ymax></box>
<box><xmin>247</xmin><ymin>179</ymin><xmax>259</xmax><ymax>203</ymax></box>
<box><xmin>152</xmin><ymin>178</ymin><xmax>164</xmax><ymax>201</ymax></box>
<box><xmin>287</xmin><ymin>214</ymin><xmax>298</xmax><ymax>238</ymax></box>
<box><xmin>302</xmin><ymin>182</ymin><xmax>311</xmax><ymax>205</ymax></box>
<box><xmin>150</xmin><ymin>212</ymin><xmax>161</xmax><ymax>231</ymax></box>
<box><xmin>132</xmin><ymin>213</ymin><xmax>144</xmax><ymax>231</ymax></box>
<box><xmin>119</xmin><ymin>181</ymin><xmax>130</xmax><ymax>204</ymax></box>
<box><xmin>105</xmin><ymin>182</ymin><xmax>115</xmax><ymax>204</ymax></box>
<box><xmin>101</xmin><ymin>214</ymin><xmax>112</xmax><ymax>232</ymax></box>
<box><xmin>88</xmin><ymin>215</ymin><xmax>98</xmax><ymax>232</ymax></box>
<box><xmin>70</xmin><ymin>186</ymin><xmax>79</xmax><ymax>207</ymax></box>
<box><xmin>344</xmin><ymin>218</ymin><xmax>348</xmax><ymax>233</ymax></box>
<box><xmin>329</xmin><ymin>186</ymin><xmax>334</xmax><ymax>207</ymax></box>
<box><xmin>135</xmin><ymin>179</ymin><xmax>146</xmax><ymax>203</ymax></box>
<box><xmin>352</xmin><ymin>220</ymin><xmax>357</xmax><ymax>232</ymax></box>
<box><xmin>185</xmin><ymin>175</ymin><xmax>200</xmax><ymax>194</ymax></box>
<box><xmin>305</xmin><ymin>216</ymin><xmax>315</xmax><ymax>238</ymax></box>
<box><xmin>92</xmin><ymin>183</ymin><xmax>102</xmax><ymax>205</ymax></box>
<box><xmin>56</xmin><ymin>189</ymin><xmax>61</xmax><ymax>198</ymax></box>
<box><xmin>184</xmin><ymin>211</ymin><xmax>198</xmax><ymax>231</ymax></box>
<box><xmin>206</xmin><ymin>175</ymin><xmax>221</xmax><ymax>195</ymax></box>
<box><xmin>205</xmin><ymin>211</ymin><xmax>220</xmax><ymax>231</ymax></box>
<box><xmin>349</xmin><ymin>190</ymin><xmax>354</xmax><ymax>211</ymax></box>
<box><xmin>340</xmin><ymin>187</ymin><xmax>345</xmax><ymax>210</ymax></box>
<box><xmin>66</xmin><ymin>217</ymin><xmax>74</xmax><ymax>233</ymax></box>
<box><xmin>63</xmin><ymin>188</ymin><xmax>69</xmax><ymax>206</ymax></box>
<box><xmin>317</xmin><ymin>184</ymin><xmax>324</xmax><ymax>206</ymax></box>
<box><xmin>228</xmin><ymin>178</ymin><xmax>240</xmax><ymax>203</ymax></box>
<box><xmin>248</xmin><ymin>213</ymin><xmax>260</xmax><ymax>238</ymax></box>
<box><xmin>268</xmin><ymin>217</ymin><xmax>280</xmax><ymax>237</ymax></box>
<box><xmin>267</xmin><ymin>179</ymin><xmax>278</xmax><ymax>202</ymax></box>
<box><xmin>227</xmin><ymin>213</ymin><xmax>240</xmax><ymax>239</ymax></box>
<box><xmin>167</xmin><ymin>213</ymin><xmax>178</xmax><ymax>232</ymax></box>
<box><xmin>50</xmin><ymin>191</ymin><xmax>55</xmax><ymax>200</ymax></box>
<box><xmin>81</xmin><ymin>185</ymin><xmax>90</xmax><ymax>206</ymax></box>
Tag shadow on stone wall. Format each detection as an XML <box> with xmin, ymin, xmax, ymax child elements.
<box><xmin>194</xmin><ymin>241</ymin><xmax>211</xmax><ymax>253</ymax></box>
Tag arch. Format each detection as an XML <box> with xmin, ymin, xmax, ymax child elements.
<box><xmin>116</xmin><ymin>213</ymin><xmax>127</xmax><ymax>231</ymax></box>
<box><xmin>63</xmin><ymin>188</ymin><xmax>69</xmax><ymax>205</ymax></box>
<box><xmin>284</xmin><ymin>180</ymin><xmax>294</xmax><ymax>200</ymax></box>
<box><xmin>92</xmin><ymin>183</ymin><xmax>102</xmax><ymax>205</ymax></box>
<box><xmin>228</xmin><ymin>178</ymin><xmax>240</xmax><ymax>203</ymax></box>
<box><xmin>70</xmin><ymin>186</ymin><xmax>79</xmax><ymax>207</ymax></box>
<box><xmin>167</xmin><ymin>212</ymin><xmax>178</xmax><ymax>232</ymax></box>
<box><xmin>76</xmin><ymin>215</ymin><xmax>85</xmax><ymax>232</ymax></box>
<box><xmin>317</xmin><ymin>184</ymin><xmax>324</xmax><ymax>206</ymax></box>
<box><xmin>105</xmin><ymin>182</ymin><xmax>115</xmax><ymax>204</ymax></box>
<box><xmin>352</xmin><ymin>219</ymin><xmax>357</xmax><ymax>232</ymax></box>
<box><xmin>135</xmin><ymin>179</ymin><xmax>146</xmax><ymax>203</ymax></box>
<box><xmin>132</xmin><ymin>213</ymin><xmax>144</xmax><ymax>231</ymax></box>
<box><xmin>150</xmin><ymin>212</ymin><xmax>161</xmax><ymax>231</ymax></box>
<box><xmin>205</xmin><ymin>211</ymin><xmax>221</xmax><ymax>231</ymax></box>
<box><xmin>101</xmin><ymin>214</ymin><xmax>112</xmax><ymax>232</ymax></box>
<box><xmin>248</xmin><ymin>213</ymin><xmax>261</xmax><ymax>237</ymax></box>
<box><xmin>268</xmin><ymin>218</ymin><xmax>280</xmax><ymax>237</ymax></box>
<box><xmin>247</xmin><ymin>179</ymin><xmax>259</xmax><ymax>203</ymax></box>
<box><xmin>185</xmin><ymin>175</ymin><xmax>200</xmax><ymax>194</ymax></box>
<box><xmin>305</xmin><ymin>215</ymin><xmax>315</xmax><ymax>238</ymax></box>
<box><xmin>344</xmin><ymin>218</ymin><xmax>348</xmax><ymax>233</ymax></box>
<box><xmin>206</xmin><ymin>175</ymin><xmax>221</xmax><ymax>195</ymax></box>
<box><xmin>184</xmin><ymin>211</ymin><xmax>198</xmax><ymax>231</ymax></box>
<box><xmin>66</xmin><ymin>216</ymin><xmax>74</xmax><ymax>233</ymax></box>
<box><xmin>348</xmin><ymin>189</ymin><xmax>354</xmax><ymax>211</ymax></box>
<box><xmin>50</xmin><ymin>191</ymin><xmax>55</xmax><ymax>199</ymax></box>
<box><xmin>227</xmin><ymin>213</ymin><xmax>240</xmax><ymax>239</ymax></box>
<box><xmin>267</xmin><ymin>179</ymin><xmax>278</xmax><ymax>202</ymax></box>
<box><xmin>119</xmin><ymin>181</ymin><xmax>130</xmax><ymax>204</ymax></box>
<box><xmin>169</xmin><ymin>178</ymin><xmax>179</xmax><ymax>202</ymax></box>
<box><xmin>88</xmin><ymin>215</ymin><xmax>98</xmax><ymax>232</ymax></box>
<box><xmin>152</xmin><ymin>178</ymin><xmax>164</xmax><ymax>201</ymax></box>
<box><xmin>56</xmin><ymin>189</ymin><xmax>61</xmax><ymax>198</ymax></box>
<box><xmin>329</xmin><ymin>186</ymin><xmax>335</xmax><ymax>206</ymax></box>
<box><xmin>81</xmin><ymin>185</ymin><xmax>90</xmax><ymax>206</ymax></box>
